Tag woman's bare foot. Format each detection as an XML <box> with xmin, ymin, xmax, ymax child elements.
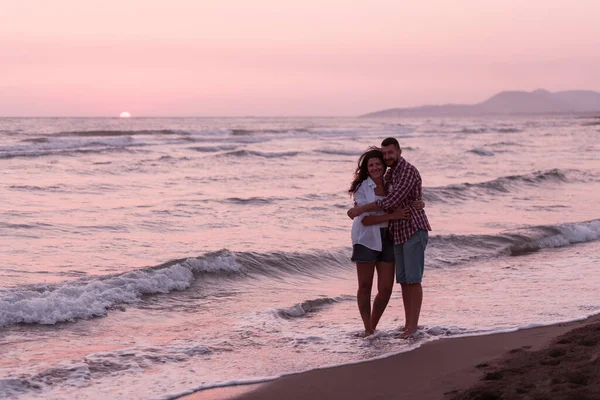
<box><xmin>354</xmin><ymin>329</ymin><xmax>374</xmax><ymax>338</ymax></box>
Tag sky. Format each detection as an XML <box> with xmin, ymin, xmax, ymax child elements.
<box><xmin>1</xmin><ymin>0</ymin><xmax>599</xmax><ymax>116</ymax></box>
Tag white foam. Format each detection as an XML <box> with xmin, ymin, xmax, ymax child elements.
<box><xmin>0</xmin><ymin>252</ymin><xmax>241</xmax><ymax>327</ymax></box>
<box><xmin>558</xmin><ymin>220</ymin><xmax>600</xmax><ymax>241</ymax></box>
<box><xmin>0</xmin><ymin>378</ymin><xmax>39</xmax><ymax>398</ymax></box>
<box><xmin>280</xmin><ymin>304</ymin><xmax>307</xmax><ymax>317</ymax></box>
<box><xmin>83</xmin><ymin>343</ymin><xmax>213</xmax><ymax>368</ymax></box>
<box><xmin>539</xmin><ymin>220</ymin><xmax>600</xmax><ymax>249</ymax></box>
<box><xmin>182</xmin><ymin>252</ymin><xmax>241</xmax><ymax>274</ymax></box>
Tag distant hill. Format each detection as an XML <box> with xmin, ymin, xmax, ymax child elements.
<box><xmin>361</xmin><ymin>89</ymin><xmax>600</xmax><ymax>117</ymax></box>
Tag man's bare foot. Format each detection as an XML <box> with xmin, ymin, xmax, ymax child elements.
<box><xmin>400</xmin><ymin>327</ymin><xmax>418</xmax><ymax>338</ymax></box>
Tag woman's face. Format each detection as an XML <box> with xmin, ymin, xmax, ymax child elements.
<box><xmin>367</xmin><ymin>157</ymin><xmax>384</xmax><ymax>180</ymax></box>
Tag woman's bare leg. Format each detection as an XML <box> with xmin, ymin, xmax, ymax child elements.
<box><xmin>370</xmin><ymin>261</ymin><xmax>394</xmax><ymax>332</ymax></box>
<box><xmin>356</xmin><ymin>262</ymin><xmax>376</xmax><ymax>336</ymax></box>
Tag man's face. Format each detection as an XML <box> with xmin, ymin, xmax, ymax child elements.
<box><xmin>381</xmin><ymin>144</ymin><xmax>400</xmax><ymax>167</ymax></box>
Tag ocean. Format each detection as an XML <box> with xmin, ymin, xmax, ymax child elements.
<box><xmin>1</xmin><ymin>115</ymin><xmax>599</xmax><ymax>399</ymax></box>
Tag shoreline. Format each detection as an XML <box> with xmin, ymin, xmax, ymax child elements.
<box><xmin>179</xmin><ymin>314</ymin><xmax>600</xmax><ymax>400</ymax></box>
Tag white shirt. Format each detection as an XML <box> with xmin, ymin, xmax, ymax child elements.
<box><xmin>351</xmin><ymin>177</ymin><xmax>387</xmax><ymax>251</ymax></box>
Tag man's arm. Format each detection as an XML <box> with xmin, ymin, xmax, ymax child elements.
<box><xmin>348</xmin><ymin>200</ymin><xmax>381</xmax><ymax>218</ymax></box>
<box><xmin>376</xmin><ymin>168</ymin><xmax>417</xmax><ymax>213</ymax></box>
<box><xmin>361</xmin><ymin>207</ymin><xmax>410</xmax><ymax>226</ymax></box>
<box><xmin>348</xmin><ymin>167</ymin><xmax>417</xmax><ymax>218</ymax></box>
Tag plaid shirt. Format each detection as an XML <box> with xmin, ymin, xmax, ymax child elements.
<box><xmin>376</xmin><ymin>157</ymin><xmax>431</xmax><ymax>244</ymax></box>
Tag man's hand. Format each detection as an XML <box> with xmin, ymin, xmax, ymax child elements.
<box><xmin>347</xmin><ymin>206</ymin><xmax>363</xmax><ymax>219</ymax></box>
<box><xmin>389</xmin><ymin>207</ymin><xmax>411</xmax><ymax>220</ymax></box>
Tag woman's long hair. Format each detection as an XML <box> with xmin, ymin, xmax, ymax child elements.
<box><xmin>348</xmin><ymin>147</ymin><xmax>386</xmax><ymax>195</ymax></box>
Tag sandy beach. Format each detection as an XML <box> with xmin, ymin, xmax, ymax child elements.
<box><xmin>184</xmin><ymin>315</ymin><xmax>600</xmax><ymax>400</ymax></box>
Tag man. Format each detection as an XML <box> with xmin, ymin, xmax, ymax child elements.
<box><xmin>348</xmin><ymin>137</ymin><xmax>431</xmax><ymax>337</ymax></box>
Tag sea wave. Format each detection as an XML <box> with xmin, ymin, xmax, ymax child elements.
<box><xmin>428</xmin><ymin>219</ymin><xmax>600</xmax><ymax>265</ymax></box>
<box><xmin>0</xmin><ymin>251</ymin><xmax>240</xmax><ymax>327</ymax></box>
<box><xmin>2</xmin><ymin>220</ymin><xmax>597</xmax><ymax>328</ymax></box>
<box><xmin>582</xmin><ymin>120</ymin><xmax>600</xmax><ymax>126</ymax></box>
<box><xmin>54</xmin><ymin>129</ymin><xmax>185</xmax><ymax>137</ymax></box>
<box><xmin>21</xmin><ymin>137</ymin><xmax>50</xmax><ymax>143</ymax></box>
<box><xmin>189</xmin><ymin>145</ymin><xmax>238</xmax><ymax>153</ymax></box>
<box><xmin>456</xmin><ymin>127</ymin><xmax>522</xmax><ymax>134</ymax></box>
<box><xmin>275</xmin><ymin>296</ymin><xmax>353</xmax><ymax>318</ymax></box>
<box><xmin>0</xmin><ymin>249</ymin><xmax>351</xmax><ymax>328</ymax></box>
<box><xmin>506</xmin><ymin>220</ymin><xmax>600</xmax><ymax>256</ymax></box>
<box><xmin>458</xmin><ymin>128</ymin><xmax>487</xmax><ymax>134</ymax></box>
<box><xmin>219</xmin><ymin>149</ymin><xmax>300</xmax><ymax>158</ymax></box>
<box><xmin>468</xmin><ymin>147</ymin><xmax>495</xmax><ymax>156</ymax></box>
<box><xmin>0</xmin><ymin>343</ymin><xmax>217</xmax><ymax>398</ymax></box>
<box><xmin>8</xmin><ymin>184</ymin><xmax>65</xmax><ymax>192</ymax></box>
<box><xmin>231</xmin><ymin>128</ymin><xmax>309</xmax><ymax>136</ymax></box>
<box><xmin>0</xmin><ymin>147</ymin><xmax>139</xmax><ymax>160</ymax></box>
<box><xmin>315</xmin><ymin>149</ymin><xmax>364</xmax><ymax>156</ymax></box>
<box><xmin>489</xmin><ymin>141</ymin><xmax>521</xmax><ymax>146</ymax></box>
<box><xmin>184</xmin><ymin>136</ymin><xmax>272</xmax><ymax>144</ymax></box>
<box><xmin>0</xmin><ymin>136</ymin><xmax>140</xmax><ymax>159</ymax></box>
<box><xmin>496</xmin><ymin>128</ymin><xmax>522</xmax><ymax>133</ymax></box>
<box><xmin>225</xmin><ymin>196</ymin><xmax>285</xmax><ymax>205</ymax></box>
<box><xmin>423</xmin><ymin>168</ymin><xmax>576</xmax><ymax>202</ymax></box>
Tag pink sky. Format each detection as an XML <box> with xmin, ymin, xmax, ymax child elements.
<box><xmin>1</xmin><ymin>0</ymin><xmax>599</xmax><ymax>116</ymax></box>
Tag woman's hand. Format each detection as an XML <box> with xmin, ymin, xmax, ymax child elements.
<box><xmin>410</xmin><ymin>193</ymin><xmax>425</xmax><ymax>211</ymax></box>
<box><xmin>390</xmin><ymin>207</ymin><xmax>410</xmax><ymax>220</ymax></box>
<box><xmin>412</xmin><ymin>196</ymin><xmax>425</xmax><ymax>210</ymax></box>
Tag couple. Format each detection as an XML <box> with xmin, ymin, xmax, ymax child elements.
<box><xmin>348</xmin><ymin>137</ymin><xmax>431</xmax><ymax>338</ymax></box>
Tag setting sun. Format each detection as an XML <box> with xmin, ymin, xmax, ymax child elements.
<box><xmin>119</xmin><ymin>111</ymin><xmax>131</xmax><ymax>118</ymax></box>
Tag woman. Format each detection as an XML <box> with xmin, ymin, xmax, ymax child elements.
<box><xmin>349</xmin><ymin>147</ymin><xmax>419</xmax><ymax>336</ymax></box>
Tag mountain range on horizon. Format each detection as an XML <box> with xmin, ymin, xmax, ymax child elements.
<box><xmin>361</xmin><ymin>89</ymin><xmax>600</xmax><ymax>117</ymax></box>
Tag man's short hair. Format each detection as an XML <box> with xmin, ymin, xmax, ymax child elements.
<box><xmin>381</xmin><ymin>137</ymin><xmax>400</xmax><ymax>149</ymax></box>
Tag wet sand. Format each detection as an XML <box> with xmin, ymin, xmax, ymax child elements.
<box><xmin>182</xmin><ymin>315</ymin><xmax>600</xmax><ymax>400</ymax></box>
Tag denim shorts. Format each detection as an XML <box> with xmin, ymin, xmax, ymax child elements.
<box><xmin>394</xmin><ymin>230</ymin><xmax>429</xmax><ymax>284</ymax></box>
<box><xmin>351</xmin><ymin>228</ymin><xmax>395</xmax><ymax>263</ymax></box>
